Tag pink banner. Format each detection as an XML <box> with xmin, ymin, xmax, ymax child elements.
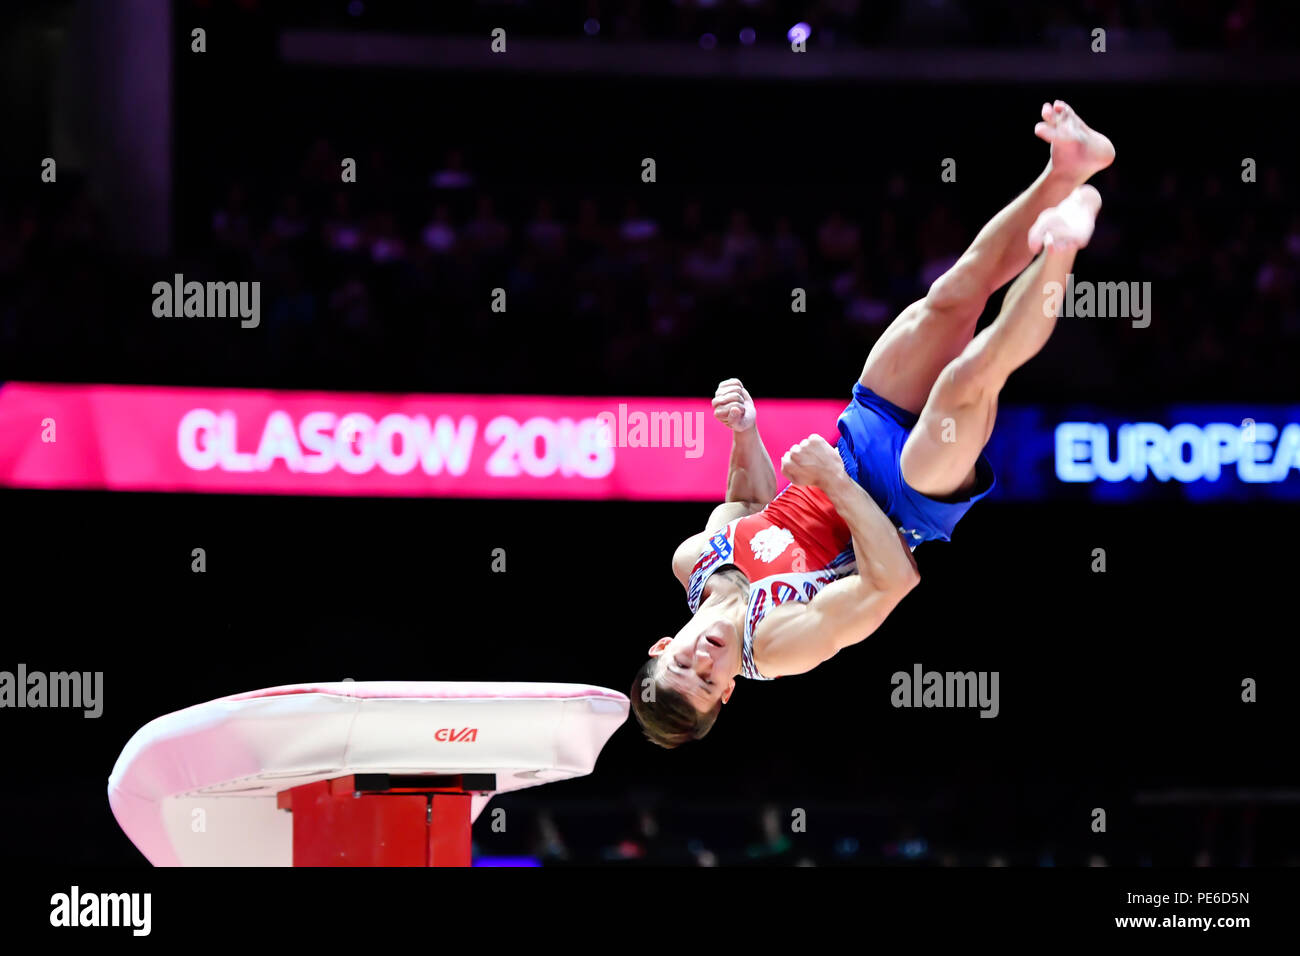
<box><xmin>0</xmin><ymin>382</ymin><xmax>846</xmax><ymax>500</ymax></box>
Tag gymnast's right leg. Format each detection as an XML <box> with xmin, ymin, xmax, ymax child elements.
<box><xmin>899</xmin><ymin>184</ymin><xmax>1102</xmax><ymax>499</ymax></box>
<box><xmin>858</xmin><ymin>101</ymin><xmax>1115</xmax><ymax>415</ymax></box>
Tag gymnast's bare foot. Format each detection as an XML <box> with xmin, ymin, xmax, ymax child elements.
<box><xmin>1035</xmin><ymin>100</ymin><xmax>1115</xmax><ymax>181</ymax></box>
<box><xmin>1028</xmin><ymin>184</ymin><xmax>1102</xmax><ymax>254</ymax></box>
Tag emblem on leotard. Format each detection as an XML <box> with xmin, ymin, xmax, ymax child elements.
<box><xmin>709</xmin><ymin>532</ymin><xmax>733</xmax><ymax>561</ymax></box>
<box><xmin>749</xmin><ymin>526</ymin><xmax>795</xmax><ymax>563</ymax></box>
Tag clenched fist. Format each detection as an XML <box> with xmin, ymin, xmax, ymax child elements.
<box><xmin>780</xmin><ymin>434</ymin><xmax>846</xmax><ymax>490</ymax></box>
<box><xmin>712</xmin><ymin>378</ymin><xmax>756</xmax><ymax>432</ymax></box>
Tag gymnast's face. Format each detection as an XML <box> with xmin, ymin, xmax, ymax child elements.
<box><xmin>647</xmin><ymin>616</ymin><xmax>739</xmax><ymax>712</ymax></box>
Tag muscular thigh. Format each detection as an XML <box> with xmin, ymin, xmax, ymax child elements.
<box><xmin>898</xmin><ymin>360</ymin><xmax>998</xmax><ymax>499</ymax></box>
<box><xmin>858</xmin><ymin>297</ymin><xmax>982</xmax><ymax>415</ymax></box>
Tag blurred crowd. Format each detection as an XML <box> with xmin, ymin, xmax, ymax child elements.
<box><xmin>5</xmin><ymin>138</ymin><xmax>1298</xmax><ymax>400</ymax></box>
<box><xmin>474</xmin><ymin>797</ymin><xmax>1293</xmax><ymax>866</ymax></box>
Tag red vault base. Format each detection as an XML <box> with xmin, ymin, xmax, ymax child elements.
<box><xmin>275</xmin><ymin>775</ymin><xmax>480</xmax><ymax>867</ymax></box>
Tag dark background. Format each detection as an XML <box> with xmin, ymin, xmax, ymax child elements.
<box><xmin>1</xmin><ymin>0</ymin><xmax>1297</xmax><ymax>867</ymax></box>
<box><xmin>3</xmin><ymin>490</ymin><xmax>1297</xmax><ymax>866</ymax></box>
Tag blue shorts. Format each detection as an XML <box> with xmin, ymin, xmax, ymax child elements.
<box><xmin>834</xmin><ymin>383</ymin><xmax>996</xmax><ymax>545</ymax></box>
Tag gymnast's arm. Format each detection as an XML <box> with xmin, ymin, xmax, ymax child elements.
<box><xmin>713</xmin><ymin>377</ymin><xmax>777</xmax><ymax>512</ymax></box>
<box><xmin>754</xmin><ymin>468</ymin><xmax>920</xmax><ymax>676</ymax></box>
<box><xmin>671</xmin><ymin>380</ymin><xmax>779</xmax><ymax>585</ymax></box>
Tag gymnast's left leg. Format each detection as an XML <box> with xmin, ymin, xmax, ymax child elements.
<box><xmin>899</xmin><ymin>184</ymin><xmax>1102</xmax><ymax>498</ymax></box>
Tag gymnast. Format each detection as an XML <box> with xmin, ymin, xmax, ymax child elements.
<box><xmin>632</xmin><ymin>101</ymin><xmax>1114</xmax><ymax>747</ymax></box>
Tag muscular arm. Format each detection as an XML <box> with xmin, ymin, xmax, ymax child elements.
<box><xmin>754</xmin><ymin>442</ymin><xmax>921</xmax><ymax>677</ymax></box>
<box><xmin>725</xmin><ymin>425</ymin><xmax>778</xmax><ymax>511</ymax></box>
<box><xmin>821</xmin><ymin>472</ymin><xmax>920</xmax><ymax>593</ymax></box>
<box><xmin>671</xmin><ymin>379</ymin><xmax>778</xmax><ymax>585</ymax></box>
<box><xmin>714</xmin><ymin>378</ymin><xmax>776</xmax><ymax>510</ymax></box>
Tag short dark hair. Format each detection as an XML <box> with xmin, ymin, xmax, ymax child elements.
<box><xmin>630</xmin><ymin>656</ymin><xmax>722</xmax><ymax>749</ymax></box>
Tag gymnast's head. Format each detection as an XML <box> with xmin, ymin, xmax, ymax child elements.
<box><xmin>630</xmin><ymin>616</ymin><xmax>740</xmax><ymax>748</ymax></box>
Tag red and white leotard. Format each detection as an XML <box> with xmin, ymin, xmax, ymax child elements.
<box><xmin>686</xmin><ymin>483</ymin><xmax>857</xmax><ymax>680</ymax></box>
